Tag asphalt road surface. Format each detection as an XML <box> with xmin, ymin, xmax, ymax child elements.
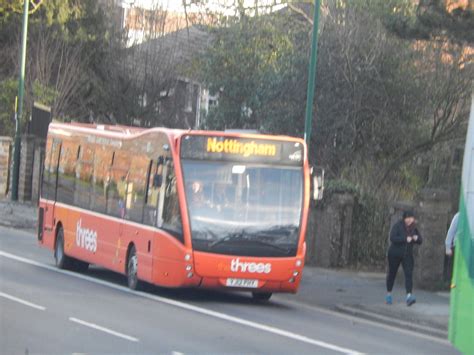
<box><xmin>0</xmin><ymin>226</ymin><xmax>459</xmax><ymax>354</ymax></box>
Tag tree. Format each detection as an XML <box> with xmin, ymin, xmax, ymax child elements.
<box><xmin>0</xmin><ymin>0</ymin><xmax>124</xmax><ymax>127</ymax></box>
<box><xmin>196</xmin><ymin>6</ymin><xmax>309</xmax><ymax>134</ymax></box>
<box><xmin>384</xmin><ymin>0</ymin><xmax>474</xmax><ymax>44</ymax></box>
<box><xmin>313</xmin><ymin>0</ymin><xmax>473</xmax><ymax>190</ymax></box>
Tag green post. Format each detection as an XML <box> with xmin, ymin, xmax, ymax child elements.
<box><xmin>304</xmin><ymin>0</ymin><xmax>321</xmax><ymax>148</ymax></box>
<box><xmin>11</xmin><ymin>0</ymin><xmax>30</xmax><ymax>201</ymax></box>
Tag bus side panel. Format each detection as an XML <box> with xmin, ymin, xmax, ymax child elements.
<box><xmin>54</xmin><ymin>204</ymin><xmax>123</xmax><ymax>273</ymax></box>
<box><xmin>38</xmin><ymin>199</ymin><xmax>56</xmax><ymax>251</ymax></box>
<box><xmin>449</xmin><ymin>93</ymin><xmax>474</xmax><ymax>354</ymax></box>
<box><xmin>151</xmin><ymin>232</ymin><xmax>200</xmax><ymax>287</ymax></box>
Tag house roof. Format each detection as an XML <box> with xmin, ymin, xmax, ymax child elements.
<box><xmin>131</xmin><ymin>25</ymin><xmax>212</xmax><ymax>78</ymax></box>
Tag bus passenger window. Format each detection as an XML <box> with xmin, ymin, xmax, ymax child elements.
<box><xmin>126</xmin><ymin>155</ymin><xmax>148</xmax><ymax>223</ymax></box>
<box><xmin>57</xmin><ymin>141</ymin><xmax>76</xmax><ymax>205</ymax></box>
<box><xmin>107</xmin><ymin>150</ymin><xmax>130</xmax><ymax>218</ymax></box>
<box><xmin>144</xmin><ymin>160</ymin><xmax>163</xmax><ymax>226</ymax></box>
<box><xmin>161</xmin><ymin>159</ymin><xmax>183</xmax><ymax>242</ymax></box>
<box><xmin>75</xmin><ymin>145</ymin><xmax>94</xmax><ymax>210</ymax></box>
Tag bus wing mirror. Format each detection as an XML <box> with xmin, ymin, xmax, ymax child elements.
<box><xmin>311</xmin><ymin>166</ymin><xmax>324</xmax><ymax>201</ymax></box>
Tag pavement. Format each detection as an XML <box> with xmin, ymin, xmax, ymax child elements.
<box><xmin>0</xmin><ymin>197</ymin><xmax>451</xmax><ymax>339</ymax></box>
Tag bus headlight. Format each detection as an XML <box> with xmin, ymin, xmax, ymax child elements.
<box><xmin>185</xmin><ymin>254</ymin><xmax>191</xmax><ymax>261</ymax></box>
<box><xmin>289</xmin><ymin>278</ymin><xmax>295</xmax><ymax>283</ymax></box>
<box><xmin>186</xmin><ymin>265</ymin><xmax>192</xmax><ymax>271</ymax></box>
<box><xmin>187</xmin><ymin>272</ymin><xmax>194</xmax><ymax>278</ymax></box>
<box><xmin>295</xmin><ymin>260</ymin><xmax>302</xmax><ymax>267</ymax></box>
<box><xmin>293</xmin><ymin>271</ymin><xmax>299</xmax><ymax>277</ymax></box>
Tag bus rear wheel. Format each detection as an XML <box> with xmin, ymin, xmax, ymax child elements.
<box><xmin>252</xmin><ymin>292</ymin><xmax>272</xmax><ymax>301</ymax></box>
<box><xmin>127</xmin><ymin>246</ymin><xmax>142</xmax><ymax>290</ymax></box>
<box><xmin>55</xmin><ymin>227</ymin><xmax>72</xmax><ymax>269</ymax></box>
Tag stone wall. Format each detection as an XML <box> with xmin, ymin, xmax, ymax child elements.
<box><xmin>18</xmin><ymin>135</ymin><xmax>36</xmax><ymax>202</ymax></box>
<box><xmin>306</xmin><ymin>193</ymin><xmax>355</xmax><ymax>267</ymax></box>
<box><xmin>3</xmin><ymin>135</ymin><xmax>45</xmax><ymax>202</ymax></box>
<box><xmin>0</xmin><ymin>137</ymin><xmax>12</xmax><ymax>196</ymax></box>
<box><xmin>414</xmin><ymin>189</ymin><xmax>452</xmax><ymax>289</ymax></box>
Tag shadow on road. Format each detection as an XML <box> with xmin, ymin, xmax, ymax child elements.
<box><xmin>83</xmin><ymin>265</ymin><xmax>290</xmax><ymax>309</ymax></box>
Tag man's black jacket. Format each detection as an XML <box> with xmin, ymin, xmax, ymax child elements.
<box><xmin>388</xmin><ymin>219</ymin><xmax>422</xmax><ymax>257</ymax></box>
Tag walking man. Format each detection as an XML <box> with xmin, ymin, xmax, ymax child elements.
<box><xmin>386</xmin><ymin>210</ymin><xmax>423</xmax><ymax>306</ymax></box>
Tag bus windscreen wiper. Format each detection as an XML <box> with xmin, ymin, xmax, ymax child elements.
<box><xmin>208</xmin><ymin>231</ymin><xmax>245</xmax><ymax>249</ymax></box>
<box><xmin>209</xmin><ymin>232</ymin><xmax>291</xmax><ymax>255</ymax></box>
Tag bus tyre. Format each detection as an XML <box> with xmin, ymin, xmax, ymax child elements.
<box><xmin>127</xmin><ymin>246</ymin><xmax>142</xmax><ymax>291</ymax></box>
<box><xmin>252</xmin><ymin>292</ymin><xmax>272</xmax><ymax>301</ymax></box>
<box><xmin>55</xmin><ymin>227</ymin><xmax>72</xmax><ymax>269</ymax></box>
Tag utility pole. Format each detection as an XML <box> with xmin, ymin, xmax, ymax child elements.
<box><xmin>304</xmin><ymin>0</ymin><xmax>321</xmax><ymax>148</ymax></box>
<box><xmin>11</xmin><ymin>0</ymin><xmax>30</xmax><ymax>201</ymax></box>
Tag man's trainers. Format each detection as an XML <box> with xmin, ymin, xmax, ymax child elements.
<box><xmin>385</xmin><ymin>295</ymin><xmax>393</xmax><ymax>305</ymax></box>
<box><xmin>406</xmin><ymin>295</ymin><xmax>416</xmax><ymax>306</ymax></box>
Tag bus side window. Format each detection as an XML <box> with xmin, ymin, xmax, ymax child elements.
<box><xmin>43</xmin><ymin>139</ymin><xmax>62</xmax><ymax>202</ymax></box>
<box><xmin>160</xmin><ymin>158</ymin><xmax>183</xmax><ymax>243</ymax></box>
<box><xmin>41</xmin><ymin>138</ymin><xmax>53</xmax><ymax>200</ymax></box>
<box><xmin>90</xmin><ymin>147</ymin><xmax>111</xmax><ymax>214</ymax></box>
<box><xmin>57</xmin><ymin>141</ymin><xmax>76</xmax><ymax>205</ymax></box>
<box><xmin>75</xmin><ymin>145</ymin><xmax>94</xmax><ymax>210</ymax></box>
<box><xmin>126</xmin><ymin>155</ymin><xmax>148</xmax><ymax>223</ymax></box>
<box><xmin>107</xmin><ymin>150</ymin><xmax>130</xmax><ymax>218</ymax></box>
<box><xmin>144</xmin><ymin>159</ymin><xmax>163</xmax><ymax>226</ymax></box>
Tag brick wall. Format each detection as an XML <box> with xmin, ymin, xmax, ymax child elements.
<box><xmin>0</xmin><ymin>137</ymin><xmax>12</xmax><ymax>196</ymax></box>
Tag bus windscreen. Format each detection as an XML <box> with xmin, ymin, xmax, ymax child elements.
<box><xmin>181</xmin><ymin>159</ymin><xmax>303</xmax><ymax>257</ymax></box>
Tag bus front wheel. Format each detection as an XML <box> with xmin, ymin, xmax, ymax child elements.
<box><xmin>55</xmin><ymin>227</ymin><xmax>72</xmax><ymax>269</ymax></box>
<box><xmin>127</xmin><ymin>246</ymin><xmax>142</xmax><ymax>290</ymax></box>
<box><xmin>252</xmin><ymin>292</ymin><xmax>272</xmax><ymax>301</ymax></box>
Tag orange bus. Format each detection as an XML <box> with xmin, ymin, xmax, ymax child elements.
<box><xmin>38</xmin><ymin>122</ymin><xmax>320</xmax><ymax>300</ymax></box>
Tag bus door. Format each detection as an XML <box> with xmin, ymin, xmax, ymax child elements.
<box><xmin>43</xmin><ymin>139</ymin><xmax>62</xmax><ymax>234</ymax></box>
<box><xmin>120</xmin><ymin>157</ymin><xmax>157</xmax><ymax>281</ymax></box>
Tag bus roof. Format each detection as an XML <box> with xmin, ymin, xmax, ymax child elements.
<box><xmin>48</xmin><ymin>122</ymin><xmax>305</xmax><ymax>144</ymax></box>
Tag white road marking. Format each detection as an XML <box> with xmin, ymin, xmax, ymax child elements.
<box><xmin>69</xmin><ymin>317</ymin><xmax>139</xmax><ymax>342</ymax></box>
<box><xmin>0</xmin><ymin>250</ymin><xmax>365</xmax><ymax>354</ymax></box>
<box><xmin>277</xmin><ymin>298</ymin><xmax>452</xmax><ymax>345</ymax></box>
<box><xmin>0</xmin><ymin>291</ymin><xmax>46</xmax><ymax>311</ymax></box>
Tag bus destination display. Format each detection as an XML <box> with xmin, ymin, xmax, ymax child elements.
<box><xmin>180</xmin><ymin>135</ymin><xmax>303</xmax><ymax>166</ymax></box>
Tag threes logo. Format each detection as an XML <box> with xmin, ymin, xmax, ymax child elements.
<box><xmin>230</xmin><ymin>258</ymin><xmax>271</xmax><ymax>274</ymax></box>
<box><xmin>76</xmin><ymin>219</ymin><xmax>97</xmax><ymax>253</ymax></box>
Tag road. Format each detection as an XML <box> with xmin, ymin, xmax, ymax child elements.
<box><xmin>0</xmin><ymin>226</ymin><xmax>458</xmax><ymax>354</ymax></box>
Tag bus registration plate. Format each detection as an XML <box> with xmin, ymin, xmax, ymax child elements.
<box><xmin>226</xmin><ymin>278</ymin><xmax>258</xmax><ymax>288</ymax></box>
